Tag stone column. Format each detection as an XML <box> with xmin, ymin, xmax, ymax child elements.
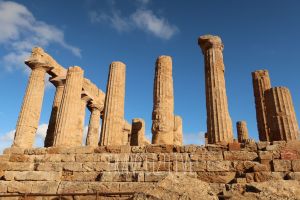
<box><xmin>53</xmin><ymin>66</ymin><xmax>84</xmax><ymax>147</ymax></box>
<box><xmin>86</xmin><ymin>103</ymin><xmax>101</xmax><ymax>147</ymax></box>
<box><xmin>122</xmin><ymin>120</ymin><xmax>131</xmax><ymax>145</ymax></box>
<box><xmin>198</xmin><ymin>35</ymin><xmax>233</xmax><ymax>144</ymax></box>
<box><xmin>13</xmin><ymin>65</ymin><xmax>47</xmax><ymax>148</ymax></box>
<box><xmin>264</xmin><ymin>87</ymin><xmax>299</xmax><ymax>141</ymax></box>
<box><xmin>44</xmin><ymin>76</ymin><xmax>65</xmax><ymax>147</ymax></box>
<box><xmin>100</xmin><ymin>62</ymin><xmax>126</xmax><ymax>146</ymax></box>
<box><xmin>151</xmin><ymin>56</ymin><xmax>175</xmax><ymax>144</ymax></box>
<box><xmin>236</xmin><ymin>121</ymin><xmax>249</xmax><ymax>143</ymax></box>
<box><xmin>74</xmin><ymin>95</ymin><xmax>90</xmax><ymax>146</ymax></box>
<box><xmin>173</xmin><ymin>115</ymin><xmax>183</xmax><ymax>145</ymax></box>
<box><xmin>252</xmin><ymin>70</ymin><xmax>271</xmax><ymax>141</ymax></box>
<box><xmin>130</xmin><ymin>118</ymin><xmax>146</xmax><ymax>146</ymax></box>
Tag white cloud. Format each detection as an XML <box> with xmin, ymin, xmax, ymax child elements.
<box><xmin>183</xmin><ymin>131</ymin><xmax>206</xmax><ymax>145</ymax></box>
<box><xmin>89</xmin><ymin>1</ymin><xmax>178</xmax><ymax>40</ymax></box>
<box><xmin>131</xmin><ymin>9</ymin><xmax>178</xmax><ymax>40</ymax></box>
<box><xmin>0</xmin><ymin>1</ymin><xmax>81</xmax><ymax>72</ymax></box>
<box><xmin>0</xmin><ymin>123</ymin><xmax>48</xmax><ymax>153</ymax></box>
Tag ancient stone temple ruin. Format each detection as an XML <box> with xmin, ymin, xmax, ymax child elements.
<box><xmin>0</xmin><ymin>35</ymin><xmax>300</xmax><ymax>199</ymax></box>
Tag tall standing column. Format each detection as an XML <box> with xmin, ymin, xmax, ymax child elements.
<box><xmin>86</xmin><ymin>103</ymin><xmax>101</xmax><ymax>147</ymax></box>
<box><xmin>100</xmin><ymin>62</ymin><xmax>126</xmax><ymax>146</ymax></box>
<box><xmin>13</xmin><ymin>65</ymin><xmax>47</xmax><ymax>148</ymax></box>
<box><xmin>44</xmin><ymin>76</ymin><xmax>65</xmax><ymax>147</ymax></box>
<box><xmin>173</xmin><ymin>115</ymin><xmax>183</xmax><ymax>145</ymax></box>
<box><xmin>151</xmin><ymin>56</ymin><xmax>175</xmax><ymax>144</ymax></box>
<box><xmin>53</xmin><ymin>66</ymin><xmax>84</xmax><ymax>147</ymax></box>
<box><xmin>264</xmin><ymin>87</ymin><xmax>299</xmax><ymax>141</ymax></box>
<box><xmin>252</xmin><ymin>70</ymin><xmax>271</xmax><ymax>141</ymax></box>
<box><xmin>236</xmin><ymin>121</ymin><xmax>249</xmax><ymax>143</ymax></box>
<box><xmin>198</xmin><ymin>35</ymin><xmax>233</xmax><ymax>144</ymax></box>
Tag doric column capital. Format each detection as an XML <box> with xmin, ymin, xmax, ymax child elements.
<box><xmin>198</xmin><ymin>35</ymin><xmax>224</xmax><ymax>53</ymax></box>
<box><xmin>88</xmin><ymin>101</ymin><xmax>103</xmax><ymax>112</ymax></box>
<box><xmin>49</xmin><ymin>76</ymin><xmax>66</xmax><ymax>87</ymax></box>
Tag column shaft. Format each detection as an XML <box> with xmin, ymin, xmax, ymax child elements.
<box><xmin>100</xmin><ymin>62</ymin><xmax>126</xmax><ymax>145</ymax></box>
<box><xmin>252</xmin><ymin>70</ymin><xmax>271</xmax><ymax>141</ymax></box>
<box><xmin>173</xmin><ymin>115</ymin><xmax>183</xmax><ymax>145</ymax></box>
<box><xmin>130</xmin><ymin>118</ymin><xmax>145</xmax><ymax>146</ymax></box>
<box><xmin>151</xmin><ymin>56</ymin><xmax>175</xmax><ymax>144</ymax></box>
<box><xmin>44</xmin><ymin>78</ymin><xmax>64</xmax><ymax>147</ymax></box>
<box><xmin>86</xmin><ymin>106</ymin><xmax>101</xmax><ymax>147</ymax></box>
<box><xmin>13</xmin><ymin>66</ymin><xmax>46</xmax><ymax>148</ymax></box>
<box><xmin>265</xmin><ymin>87</ymin><xmax>299</xmax><ymax>141</ymax></box>
<box><xmin>236</xmin><ymin>121</ymin><xmax>249</xmax><ymax>143</ymax></box>
<box><xmin>198</xmin><ymin>35</ymin><xmax>233</xmax><ymax>144</ymax></box>
<box><xmin>53</xmin><ymin>66</ymin><xmax>84</xmax><ymax>147</ymax></box>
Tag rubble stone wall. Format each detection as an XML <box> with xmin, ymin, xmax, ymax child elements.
<box><xmin>0</xmin><ymin>141</ymin><xmax>299</xmax><ymax>196</ymax></box>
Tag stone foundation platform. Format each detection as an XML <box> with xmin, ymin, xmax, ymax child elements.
<box><xmin>0</xmin><ymin>141</ymin><xmax>299</xmax><ymax>199</ymax></box>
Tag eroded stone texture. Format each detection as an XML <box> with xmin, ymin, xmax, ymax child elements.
<box><xmin>53</xmin><ymin>66</ymin><xmax>84</xmax><ymax>147</ymax></box>
<box><xmin>122</xmin><ymin>120</ymin><xmax>132</xmax><ymax>145</ymax></box>
<box><xmin>236</xmin><ymin>121</ymin><xmax>249</xmax><ymax>143</ymax></box>
<box><xmin>152</xmin><ymin>56</ymin><xmax>175</xmax><ymax>144</ymax></box>
<box><xmin>252</xmin><ymin>70</ymin><xmax>271</xmax><ymax>141</ymax></box>
<box><xmin>44</xmin><ymin>76</ymin><xmax>65</xmax><ymax>147</ymax></box>
<box><xmin>86</xmin><ymin>102</ymin><xmax>102</xmax><ymax>147</ymax></box>
<box><xmin>198</xmin><ymin>35</ymin><xmax>233</xmax><ymax>144</ymax></box>
<box><xmin>173</xmin><ymin>115</ymin><xmax>183</xmax><ymax>145</ymax></box>
<box><xmin>131</xmin><ymin>118</ymin><xmax>146</xmax><ymax>146</ymax></box>
<box><xmin>13</xmin><ymin>60</ymin><xmax>47</xmax><ymax>148</ymax></box>
<box><xmin>100</xmin><ymin>62</ymin><xmax>126</xmax><ymax>145</ymax></box>
<box><xmin>264</xmin><ymin>87</ymin><xmax>299</xmax><ymax>141</ymax></box>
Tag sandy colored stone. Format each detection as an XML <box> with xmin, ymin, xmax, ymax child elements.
<box><xmin>173</xmin><ymin>115</ymin><xmax>183</xmax><ymax>145</ymax></box>
<box><xmin>236</xmin><ymin>121</ymin><xmax>249</xmax><ymax>143</ymax></box>
<box><xmin>252</xmin><ymin>70</ymin><xmax>271</xmax><ymax>142</ymax></box>
<box><xmin>86</xmin><ymin>102</ymin><xmax>102</xmax><ymax>147</ymax></box>
<box><xmin>53</xmin><ymin>66</ymin><xmax>84</xmax><ymax>147</ymax></box>
<box><xmin>130</xmin><ymin>118</ymin><xmax>146</xmax><ymax>146</ymax></box>
<box><xmin>198</xmin><ymin>35</ymin><xmax>233</xmax><ymax>144</ymax></box>
<box><xmin>152</xmin><ymin>56</ymin><xmax>175</xmax><ymax>144</ymax></box>
<box><xmin>44</xmin><ymin>76</ymin><xmax>65</xmax><ymax>147</ymax></box>
<box><xmin>133</xmin><ymin>174</ymin><xmax>218</xmax><ymax>200</ymax></box>
<box><xmin>264</xmin><ymin>87</ymin><xmax>299</xmax><ymax>142</ymax></box>
<box><xmin>100</xmin><ymin>61</ymin><xmax>126</xmax><ymax>145</ymax></box>
<box><xmin>13</xmin><ymin>65</ymin><xmax>47</xmax><ymax>148</ymax></box>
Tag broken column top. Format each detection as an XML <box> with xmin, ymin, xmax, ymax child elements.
<box><xmin>111</xmin><ymin>61</ymin><xmax>125</xmax><ymax>68</ymax></box>
<box><xmin>157</xmin><ymin>55</ymin><xmax>172</xmax><ymax>61</ymax></box>
<box><xmin>198</xmin><ymin>35</ymin><xmax>223</xmax><ymax>51</ymax></box>
<box><xmin>252</xmin><ymin>70</ymin><xmax>269</xmax><ymax>78</ymax></box>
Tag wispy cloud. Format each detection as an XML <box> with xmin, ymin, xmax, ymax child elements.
<box><xmin>89</xmin><ymin>0</ymin><xmax>179</xmax><ymax>40</ymax></box>
<box><xmin>183</xmin><ymin>131</ymin><xmax>206</xmax><ymax>145</ymax></box>
<box><xmin>0</xmin><ymin>123</ymin><xmax>49</xmax><ymax>153</ymax></box>
<box><xmin>0</xmin><ymin>1</ymin><xmax>81</xmax><ymax>72</ymax></box>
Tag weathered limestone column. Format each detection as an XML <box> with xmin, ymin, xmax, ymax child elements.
<box><xmin>44</xmin><ymin>76</ymin><xmax>65</xmax><ymax>147</ymax></box>
<box><xmin>130</xmin><ymin>118</ymin><xmax>146</xmax><ymax>146</ymax></box>
<box><xmin>74</xmin><ymin>95</ymin><xmax>90</xmax><ymax>146</ymax></box>
<box><xmin>53</xmin><ymin>66</ymin><xmax>84</xmax><ymax>147</ymax></box>
<box><xmin>264</xmin><ymin>87</ymin><xmax>299</xmax><ymax>141</ymax></box>
<box><xmin>13</xmin><ymin>65</ymin><xmax>47</xmax><ymax>148</ymax></box>
<box><xmin>173</xmin><ymin>115</ymin><xmax>183</xmax><ymax>145</ymax></box>
<box><xmin>198</xmin><ymin>35</ymin><xmax>233</xmax><ymax>144</ymax></box>
<box><xmin>152</xmin><ymin>56</ymin><xmax>175</xmax><ymax>144</ymax></box>
<box><xmin>236</xmin><ymin>121</ymin><xmax>249</xmax><ymax>143</ymax></box>
<box><xmin>100</xmin><ymin>62</ymin><xmax>126</xmax><ymax>146</ymax></box>
<box><xmin>86</xmin><ymin>103</ymin><xmax>102</xmax><ymax>147</ymax></box>
<box><xmin>122</xmin><ymin>121</ymin><xmax>131</xmax><ymax>145</ymax></box>
<box><xmin>252</xmin><ymin>70</ymin><xmax>271</xmax><ymax>141</ymax></box>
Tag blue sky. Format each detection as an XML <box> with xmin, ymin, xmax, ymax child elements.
<box><xmin>0</xmin><ymin>0</ymin><xmax>300</xmax><ymax>152</ymax></box>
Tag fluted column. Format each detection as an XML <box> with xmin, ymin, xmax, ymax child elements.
<box><xmin>236</xmin><ymin>121</ymin><xmax>249</xmax><ymax>143</ymax></box>
<box><xmin>13</xmin><ymin>65</ymin><xmax>47</xmax><ymax>148</ymax></box>
<box><xmin>151</xmin><ymin>56</ymin><xmax>175</xmax><ymax>144</ymax></box>
<box><xmin>130</xmin><ymin>118</ymin><xmax>145</xmax><ymax>146</ymax></box>
<box><xmin>44</xmin><ymin>76</ymin><xmax>65</xmax><ymax>147</ymax></box>
<box><xmin>100</xmin><ymin>62</ymin><xmax>126</xmax><ymax>146</ymax></box>
<box><xmin>173</xmin><ymin>115</ymin><xmax>183</xmax><ymax>145</ymax></box>
<box><xmin>264</xmin><ymin>87</ymin><xmax>299</xmax><ymax>141</ymax></box>
<box><xmin>53</xmin><ymin>66</ymin><xmax>84</xmax><ymax>147</ymax></box>
<box><xmin>86</xmin><ymin>103</ymin><xmax>101</xmax><ymax>147</ymax></box>
<box><xmin>252</xmin><ymin>70</ymin><xmax>271</xmax><ymax>141</ymax></box>
<box><xmin>198</xmin><ymin>35</ymin><xmax>233</xmax><ymax>144</ymax></box>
